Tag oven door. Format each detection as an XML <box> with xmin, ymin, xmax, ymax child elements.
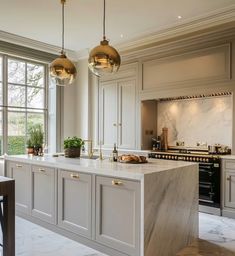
<box><xmin>199</xmin><ymin>183</ymin><xmax>215</xmax><ymax>203</ymax></box>
<box><xmin>199</xmin><ymin>163</ymin><xmax>214</xmax><ymax>183</ymax></box>
<box><xmin>199</xmin><ymin>162</ymin><xmax>220</xmax><ymax>207</ymax></box>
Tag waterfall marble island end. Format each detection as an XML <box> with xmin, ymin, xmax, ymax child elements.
<box><xmin>5</xmin><ymin>155</ymin><xmax>199</xmax><ymax>256</ymax></box>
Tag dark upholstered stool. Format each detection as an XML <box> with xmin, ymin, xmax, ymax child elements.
<box><xmin>0</xmin><ymin>196</ymin><xmax>3</xmax><ymax>247</ymax></box>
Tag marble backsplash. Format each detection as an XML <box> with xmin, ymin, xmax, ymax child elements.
<box><xmin>157</xmin><ymin>96</ymin><xmax>232</xmax><ymax>147</ymax></box>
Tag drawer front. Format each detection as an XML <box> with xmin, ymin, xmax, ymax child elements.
<box><xmin>95</xmin><ymin>176</ymin><xmax>140</xmax><ymax>256</ymax></box>
<box><xmin>31</xmin><ymin>165</ymin><xmax>57</xmax><ymax>224</ymax></box>
<box><xmin>58</xmin><ymin>170</ymin><xmax>92</xmax><ymax>238</ymax></box>
<box><xmin>8</xmin><ymin>161</ymin><xmax>31</xmax><ymax>214</ymax></box>
<box><xmin>224</xmin><ymin>160</ymin><xmax>235</xmax><ymax>170</ymax></box>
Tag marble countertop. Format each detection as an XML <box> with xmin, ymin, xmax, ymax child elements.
<box><xmin>4</xmin><ymin>154</ymin><xmax>197</xmax><ymax>181</ymax></box>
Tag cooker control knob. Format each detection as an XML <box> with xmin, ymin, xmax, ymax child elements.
<box><xmin>196</xmin><ymin>157</ymin><xmax>199</xmax><ymax>162</ymax></box>
<box><xmin>202</xmin><ymin>158</ymin><xmax>206</xmax><ymax>162</ymax></box>
<box><xmin>186</xmin><ymin>157</ymin><xmax>189</xmax><ymax>161</ymax></box>
<box><xmin>199</xmin><ymin>158</ymin><xmax>203</xmax><ymax>162</ymax></box>
<box><xmin>206</xmin><ymin>158</ymin><xmax>209</xmax><ymax>162</ymax></box>
<box><xmin>192</xmin><ymin>157</ymin><xmax>196</xmax><ymax>161</ymax></box>
<box><xmin>168</xmin><ymin>155</ymin><xmax>171</xmax><ymax>159</ymax></box>
<box><xmin>162</xmin><ymin>155</ymin><xmax>165</xmax><ymax>159</ymax></box>
<box><xmin>189</xmin><ymin>157</ymin><xmax>192</xmax><ymax>161</ymax></box>
<box><xmin>158</xmin><ymin>155</ymin><xmax>161</xmax><ymax>158</ymax></box>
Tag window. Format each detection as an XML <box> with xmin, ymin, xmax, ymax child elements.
<box><xmin>0</xmin><ymin>55</ymin><xmax>48</xmax><ymax>155</ymax></box>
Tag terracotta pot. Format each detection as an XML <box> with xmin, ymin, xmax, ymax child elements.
<box><xmin>64</xmin><ymin>147</ymin><xmax>81</xmax><ymax>158</ymax></box>
<box><xmin>27</xmin><ymin>147</ymin><xmax>34</xmax><ymax>154</ymax></box>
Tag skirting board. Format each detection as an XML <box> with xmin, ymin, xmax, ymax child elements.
<box><xmin>199</xmin><ymin>205</ymin><xmax>221</xmax><ymax>216</ymax></box>
<box><xmin>222</xmin><ymin>209</ymin><xmax>235</xmax><ymax>219</ymax></box>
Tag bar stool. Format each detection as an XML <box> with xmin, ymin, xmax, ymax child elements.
<box><xmin>0</xmin><ymin>197</ymin><xmax>3</xmax><ymax>247</ymax></box>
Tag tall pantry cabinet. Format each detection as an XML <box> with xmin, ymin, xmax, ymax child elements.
<box><xmin>98</xmin><ymin>63</ymin><xmax>138</xmax><ymax>149</ymax></box>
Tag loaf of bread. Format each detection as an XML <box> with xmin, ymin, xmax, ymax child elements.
<box><xmin>118</xmin><ymin>154</ymin><xmax>147</xmax><ymax>163</ymax></box>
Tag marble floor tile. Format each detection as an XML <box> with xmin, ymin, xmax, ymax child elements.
<box><xmin>1</xmin><ymin>217</ymin><xmax>108</xmax><ymax>256</ymax></box>
<box><xmin>0</xmin><ymin>213</ymin><xmax>235</xmax><ymax>255</ymax></box>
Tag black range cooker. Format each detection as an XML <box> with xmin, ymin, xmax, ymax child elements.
<box><xmin>148</xmin><ymin>151</ymin><xmax>221</xmax><ymax>212</ymax></box>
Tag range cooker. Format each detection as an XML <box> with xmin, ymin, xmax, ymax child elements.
<box><xmin>148</xmin><ymin>151</ymin><xmax>221</xmax><ymax>214</ymax></box>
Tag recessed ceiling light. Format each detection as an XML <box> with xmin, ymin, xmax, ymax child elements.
<box><xmin>120</xmin><ymin>34</ymin><xmax>124</xmax><ymax>38</ymax></box>
<box><xmin>177</xmin><ymin>15</ymin><xmax>182</xmax><ymax>19</ymax></box>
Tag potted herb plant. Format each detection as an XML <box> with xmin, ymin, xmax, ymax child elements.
<box><xmin>26</xmin><ymin>138</ymin><xmax>34</xmax><ymax>154</ymax></box>
<box><xmin>64</xmin><ymin>136</ymin><xmax>84</xmax><ymax>158</ymax></box>
<box><xmin>28</xmin><ymin>124</ymin><xmax>44</xmax><ymax>156</ymax></box>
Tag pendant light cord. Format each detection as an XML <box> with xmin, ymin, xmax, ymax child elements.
<box><xmin>103</xmin><ymin>0</ymin><xmax>106</xmax><ymax>40</ymax></box>
<box><xmin>61</xmin><ymin>0</ymin><xmax>65</xmax><ymax>53</ymax></box>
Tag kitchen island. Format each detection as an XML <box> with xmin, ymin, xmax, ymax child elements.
<box><xmin>5</xmin><ymin>155</ymin><xmax>198</xmax><ymax>256</ymax></box>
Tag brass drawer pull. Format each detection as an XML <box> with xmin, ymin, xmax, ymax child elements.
<box><xmin>16</xmin><ymin>164</ymin><xmax>22</xmax><ymax>168</ymax></box>
<box><xmin>112</xmin><ymin>180</ymin><xmax>123</xmax><ymax>186</ymax></box>
<box><xmin>70</xmin><ymin>174</ymin><xmax>80</xmax><ymax>179</ymax></box>
<box><xmin>39</xmin><ymin>168</ymin><xmax>46</xmax><ymax>172</ymax></box>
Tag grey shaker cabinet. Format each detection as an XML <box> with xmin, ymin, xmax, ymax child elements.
<box><xmin>31</xmin><ymin>165</ymin><xmax>57</xmax><ymax>224</ymax></box>
<box><xmin>225</xmin><ymin>170</ymin><xmax>235</xmax><ymax>208</ymax></box>
<box><xmin>58</xmin><ymin>170</ymin><xmax>92</xmax><ymax>238</ymax></box>
<box><xmin>7</xmin><ymin>162</ymin><xmax>31</xmax><ymax>215</ymax></box>
<box><xmin>95</xmin><ymin>176</ymin><xmax>140</xmax><ymax>256</ymax></box>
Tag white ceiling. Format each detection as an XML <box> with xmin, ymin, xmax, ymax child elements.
<box><xmin>0</xmin><ymin>0</ymin><xmax>234</xmax><ymax>52</ymax></box>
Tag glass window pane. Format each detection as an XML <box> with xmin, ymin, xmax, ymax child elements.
<box><xmin>0</xmin><ymin>82</ymin><xmax>2</xmax><ymax>105</ymax></box>
<box><xmin>8</xmin><ymin>59</ymin><xmax>26</xmax><ymax>84</ymax></box>
<box><xmin>27</xmin><ymin>113</ymin><xmax>44</xmax><ymax>132</ymax></box>
<box><xmin>27</xmin><ymin>63</ymin><xmax>44</xmax><ymax>87</ymax></box>
<box><xmin>8</xmin><ymin>112</ymin><xmax>26</xmax><ymax>155</ymax></box>
<box><xmin>8</xmin><ymin>85</ymin><xmax>25</xmax><ymax>107</ymax></box>
<box><xmin>0</xmin><ymin>56</ymin><xmax>2</xmax><ymax>81</ymax></box>
<box><xmin>27</xmin><ymin>88</ymin><xmax>44</xmax><ymax>108</ymax></box>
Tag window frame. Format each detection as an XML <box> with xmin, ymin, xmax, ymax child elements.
<box><xmin>0</xmin><ymin>53</ymin><xmax>49</xmax><ymax>155</ymax></box>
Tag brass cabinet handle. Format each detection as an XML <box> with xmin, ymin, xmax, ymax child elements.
<box><xmin>113</xmin><ymin>123</ymin><xmax>117</xmax><ymax>127</ymax></box>
<box><xmin>112</xmin><ymin>180</ymin><xmax>123</xmax><ymax>186</ymax></box>
<box><xmin>70</xmin><ymin>174</ymin><xmax>80</xmax><ymax>179</ymax></box>
<box><xmin>38</xmin><ymin>168</ymin><xmax>46</xmax><ymax>172</ymax></box>
<box><xmin>16</xmin><ymin>164</ymin><xmax>22</xmax><ymax>168</ymax></box>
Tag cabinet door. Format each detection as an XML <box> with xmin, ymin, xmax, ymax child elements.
<box><xmin>31</xmin><ymin>165</ymin><xmax>56</xmax><ymax>224</ymax></box>
<box><xmin>58</xmin><ymin>170</ymin><xmax>92</xmax><ymax>238</ymax></box>
<box><xmin>8</xmin><ymin>161</ymin><xmax>31</xmax><ymax>214</ymax></box>
<box><xmin>225</xmin><ymin>171</ymin><xmax>235</xmax><ymax>208</ymax></box>
<box><xmin>118</xmin><ymin>79</ymin><xmax>136</xmax><ymax>149</ymax></box>
<box><xmin>100</xmin><ymin>82</ymin><xmax>118</xmax><ymax>148</ymax></box>
<box><xmin>96</xmin><ymin>176</ymin><xmax>140</xmax><ymax>256</ymax></box>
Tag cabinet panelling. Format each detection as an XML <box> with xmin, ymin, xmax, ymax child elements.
<box><xmin>100</xmin><ymin>63</ymin><xmax>138</xmax><ymax>82</ymax></box>
<box><xmin>31</xmin><ymin>165</ymin><xmax>57</xmax><ymax>224</ymax></box>
<box><xmin>100</xmin><ymin>82</ymin><xmax>118</xmax><ymax>148</ymax></box>
<box><xmin>95</xmin><ymin>176</ymin><xmax>140</xmax><ymax>256</ymax></box>
<box><xmin>142</xmin><ymin>44</ymin><xmax>231</xmax><ymax>91</ymax></box>
<box><xmin>118</xmin><ymin>80</ymin><xmax>136</xmax><ymax>149</ymax></box>
<box><xmin>225</xmin><ymin>170</ymin><xmax>235</xmax><ymax>209</ymax></box>
<box><xmin>99</xmin><ymin>79</ymin><xmax>136</xmax><ymax>149</ymax></box>
<box><xmin>58</xmin><ymin>170</ymin><xmax>92</xmax><ymax>238</ymax></box>
<box><xmin>7</xmin><ymin>162</ymin><xmax>31</xmax><ymax>214</ymax></box>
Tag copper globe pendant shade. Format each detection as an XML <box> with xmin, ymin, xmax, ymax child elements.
<box><xmin>88</xmin><ymin>0</ymin><xmax>121</xmax><ymax>77</ymax></box>
<box><xmin>50</xmin><ymin>0</ymin><xmax>77</xmax><ymax>86</ymax></box>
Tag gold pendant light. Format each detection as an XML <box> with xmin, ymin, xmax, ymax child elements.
<box><xmin>88</xmin><ymin>0</ymin><xmax>121</xmax><ymax>77</ymax></box>
<box><xmin>50</xmin><ymin>0</ymin><xmax>77</xmax><ymax>86</ymax></box>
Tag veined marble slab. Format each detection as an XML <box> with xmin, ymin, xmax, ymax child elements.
<box><xmin>4</xmin><ymin>155</ymin><xmax>197</xmax><ymax>181</ymax></box>
<box><xmin>144</xmin><ymin>164</ymin><xmax>198</xmax><ymax>256</ymax></box>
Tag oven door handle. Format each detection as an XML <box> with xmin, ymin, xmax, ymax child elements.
<box><xmin>200</xmin><ymin>169</ymin><xmax>213</xmax><ymax>176</ymax></box>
